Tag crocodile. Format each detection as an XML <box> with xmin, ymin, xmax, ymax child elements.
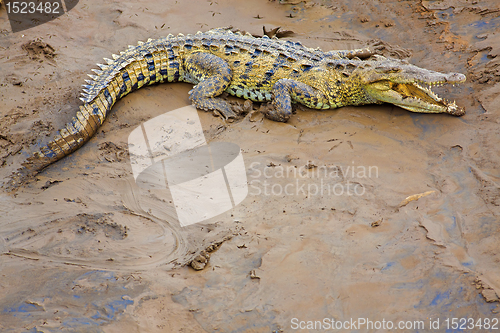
<box><xmin>4</xmin><ymin>27</ymin><xmax>466</xmax><ymax>189</ymax></box>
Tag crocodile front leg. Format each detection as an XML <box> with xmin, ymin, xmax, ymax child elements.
<box><xmin>185</xmin><ymin>52</ymin><xmax>237</xmax><ymax>119</ymax></box>
<box><xmin>267</xmin><ymin>78</ymin><xmax>330</xmax><ymax>122</ymax></box>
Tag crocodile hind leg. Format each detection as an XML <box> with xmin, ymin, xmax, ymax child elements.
<box><xmin>267</xmin><ymin>78</ymin><xmax>330</xmax><ymax>122</ymax></box>
<box><xmin>185</xmin><ymin>52</ymin><xmax>237</xmax><ymax>119</ymax></box>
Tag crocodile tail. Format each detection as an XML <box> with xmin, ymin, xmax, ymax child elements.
<box><xmin>3</xmin><ymin>37</ymin><xmax>181</xmax><ymax>191</ymax></box>
<box><xmin>3</xmin><ymin>102</ymin><xmax>106</xmax><ymax>191</ymax></box>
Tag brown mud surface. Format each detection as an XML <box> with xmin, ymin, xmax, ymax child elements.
<box><xmin>1</xmin><ymin>0</ymin><xmax>500</xmax><ymax>332</ymax></box>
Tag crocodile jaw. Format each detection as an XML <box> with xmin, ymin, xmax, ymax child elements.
<box><xmin>364</xmin><ymin>79</ymin><xmax>465</xmax><ymax>116</ymax></box>
<box><xmin>358</xmin><ymin>57</ymin><xmax>467</xmax><ymax>116</ymax></box>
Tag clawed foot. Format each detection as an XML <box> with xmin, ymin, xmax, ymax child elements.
<box><xmin>260</xmin><ymin>103</ymin><xmax>291</xmax><ymax>122</ymax></box>
<box><xmin>189</xmin><ymin>94</ymin><xmax>238</xmax><ymax>120</ymax></box>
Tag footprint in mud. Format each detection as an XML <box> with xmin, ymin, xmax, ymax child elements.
<box><xmin>73</xmin><ymin>213</ymin><xmax>128</xmax><ymax>240</ymax></box>
<box><xmin>22</xmin><ymin>40</ymin><xmax>56</xmax><ymax>61</ymax></box>
<box><xmin>98</xmin><ymin>141</ymin><xmax>129</xmax><ymax>163</ymax></box>
<box><xmin>2</xmin><ymin>212</ymin><xmax>180</xmax><ymax>270</ymax></box>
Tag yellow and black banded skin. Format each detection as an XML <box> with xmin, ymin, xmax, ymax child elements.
<box><xmin>4</xmin><ymin>27</ymin><xmax>466</xmax><ymax>190</ymax></box>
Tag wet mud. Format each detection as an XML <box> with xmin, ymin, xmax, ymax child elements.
<box><xmin>1</xmin><ymin>0</ymin><xmax>500</xmax><ymax>331</ymax></box>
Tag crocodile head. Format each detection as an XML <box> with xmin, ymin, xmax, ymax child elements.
<box><xmin>360</xmin><ymin>56</ymin><xmax>466</xmax><ymax>116</ymax></box>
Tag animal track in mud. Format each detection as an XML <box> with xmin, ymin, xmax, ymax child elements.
<box><xmin>3</xmin><ymin>212</ymin><xmax>179</xmax><ymax>270</ymax></box>
<box><xmin>98</xmin><ymin>141</ymin><xmax>129</xmax><ymax>163</ymax></box>
<box><xmin>22</xmin><ymin>40</ymin><xmax>56</xmax><ymax>61</ymax></box>
<box><xmin>74</xmin><ymin>213</ymin><xmax>128</xmax><ymax>240</ymax></box>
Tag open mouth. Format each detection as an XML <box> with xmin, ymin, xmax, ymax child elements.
<box><xmin>391</xmin><ymin>81</ymin><xmax>465</xmax><ymax>116</ymax></box>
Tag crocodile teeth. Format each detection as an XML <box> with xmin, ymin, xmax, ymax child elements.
<box><xmin>147</xmin><ymin>38</ymin><xmax>153</xmax><ymax>42</ymax></box>
<box><xmin>128</xmin><ymin>45</ymin><xmax>135</xmax><ymax>49</ymax></box>
<box><xmin>82</xmin><ymin>88</ymin><xmax>90</xmax><ymax>94</ymax></box>
<box><xmin>87</xmin><ymin>74</ymin><xmax>98</xmax><ymax>80</ymax></box>
<box><xmin>168</xmin><ymin>33</ymin><xmax>174</xmax><ymax>38</ymax></box>
<box><xmin>79</xmin><ymin>97</ymin><xmax>87</xmax><ymax>103</ymax></box>
<box><xmin>120</xmin><ymin>51</ymin><xmax>126</xmax><ymax>55</ymax></box>
<box><xmin>177</xmin><ymin>33</ymin><xmax>184</xmax><ymax>37</ymax></box>
<box><xmin>84</xmin><ymin>79</ymin><xmax>94</xmax><ymax>85</ymax></box>
<box><xmin>137</xmin><ymin>41</ymin><xmax>144</xmax><ymax>45</ymax></box>
<box><xmin>112</xmin><ymin>54</ymin><xmax>120</xmax><ymax>60</ymax></box>
<box><xmin>103</xmin><ymin>57</ymin><xmax>114</xmax><ymax>64</ymax></box>
<box><xmin>96</xmin><ymin>63</ymin><xmax>107</xmax><ymax>70</ymax></box>
<box><xmin>414</xmin><ymin>82</ymin><xmax>441</xmax><ymax>101</ymax></box>
<box><xmin>91</xmin><ymin>69</ymin><xmax>103</xmax><ymax>75</ymax></box>
<box><xmin>195</xmin><ymin>31</ymin><xmax>202</xmax><ymax>35</ymax></box>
